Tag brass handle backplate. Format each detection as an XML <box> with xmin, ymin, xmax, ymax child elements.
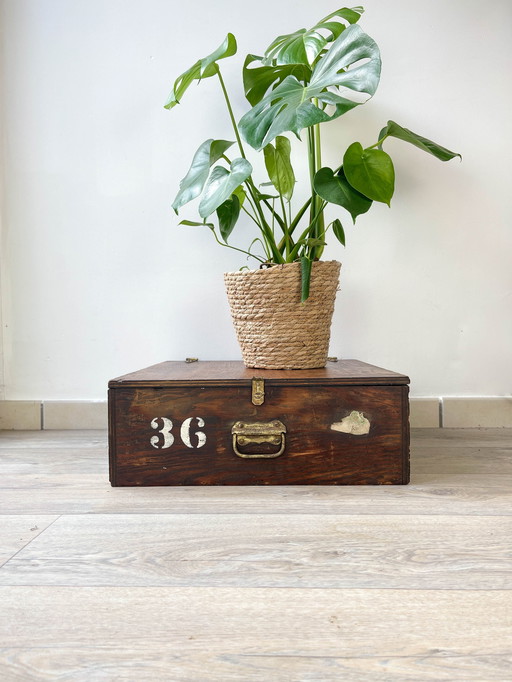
<box><xmin>231</xmin><ymin>420</ymin><xmax>287</xmax><ymax>459</ymax></box>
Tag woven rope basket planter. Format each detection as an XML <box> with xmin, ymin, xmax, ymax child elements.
<box><xmin>224</xmin><ymin>260</ymin><xmax>341</xmax><ymax>370</ymax></box>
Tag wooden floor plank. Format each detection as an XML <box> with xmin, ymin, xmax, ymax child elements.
<box><xmin>412</xmin><ymin>448</ymin><xmax>512</xmax><ymax>474</ymax></box>
<box><xmin>411</xmin><ymin>428</ymin><xmax>512</xmax><ymax>447</ymax></box>
<box><xmin>0</xmin><ymin>647</ymin><xmax>510</xmax><ymax>681</ymax></box>
<box><xmin>414</xmin><ymin>474</ymin><xmax>512</xmax><ymax>487</ymax></box>
<box><xmin>1</xmin><ymin>513</ymin><xmax>510</xmax><ymax>590</ymax></box>
<box><xmin>0</xmin><ymin>587</ymin><xmax>510</xmax><ymax>654</ymax></box>
<box><xmin>0</xmin><ymin>479</ymin><xmax>511</xmax><ymax>515</ymax></box>
<box><xmin>0</xmin><ymin>474</ymin><xmax>106</xmax><ymax>489</ymax></box>
<box><xmin>0</xmin><ymin>431</ymin><xmax>106</xmax><ymax>449</ymax></box>
<box><xmin>0</xmin><ymin>450</ymin><xmax>108</xmax><ymax>475</ymax></box>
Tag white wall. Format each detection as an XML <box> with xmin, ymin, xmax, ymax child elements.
<box><xmin>1</xmin><ymin>0</ymin><xmax>511</xmax><ymax>400</ymax></box>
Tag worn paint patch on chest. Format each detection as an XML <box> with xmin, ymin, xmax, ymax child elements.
<box><xmin>331</xmin><ymin>410</ymin><xmax>371</xmax><ymax>435</ymax></box>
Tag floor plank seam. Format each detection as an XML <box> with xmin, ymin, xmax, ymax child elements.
<box><xmin>0</xmin><ymin>515</ymin><xmax>62</xmax><ymax>569</ymax></box>
<box><xmin>1</xmin><ymin>586</ymin><xmax>509</xmax><ymax>592</ymax></box>
<box><xmin>75</xmin><ymin>510</ymin><xmax>512</xmax><ymax>515</ymax></box>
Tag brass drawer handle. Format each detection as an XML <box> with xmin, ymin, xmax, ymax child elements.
<box><xmin>231</xmin><ymin>420</ymin><xmax>287</xmax><ymax>458</ymax></box>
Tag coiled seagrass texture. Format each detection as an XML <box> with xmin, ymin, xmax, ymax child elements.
<box><xmin>224</xmin><ymin>260</ymin><xmax>341</xmax><ymax>369</ymax></box>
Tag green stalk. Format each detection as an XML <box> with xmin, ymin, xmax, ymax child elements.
<box><xmin>209</xmin><ymin>226</ymin><xmax>266</xmax><ymax>263</ymax></box>
<box><xmin>217</xmin><ymin>69</ymin><xmax>247</xmax><ymax>160</ymax></box>
<box><xmin>216</xmin><ymin>68</ymin><xmax>284</xmax><ymax>263</ymax></box>
<box><xmin>262</xmin><ymin>198</ymin><xmax>285</xmax><ymax>230</ymax></box>
<box><xmin>278</xmin><ymin>194</ymin><xmax>291</xmax><ymax>259</ymax></box>
<box><xmin>287</xmin><ymin>200</ymin><xmax>327</xmax><ymax>262</ymax></box>
<box><xmin>365</xmin><ymin>133</ymin><xmax>390</xmax><ymax>151</ymax></box>
<box><xmin>289</xmin><ymin>197</ymin><xmax>313</xmax><ymax>234</ymax></box>
<box><xmin>277</xmin><ymin>196</ymin><xmax>312</xmax><ymax>253</ymax></box>
<box><xmin>307</xmin><ymin>126</ymin><xmax>320</xmax><ymax>260</ymax></box>
<box><xmin>308</xmin><ymin>126</ymin><xmax>317</xmax><ymax>229</ymax></box>
<box><xmin>240</xmin><ymin>202</ymin><xmax>265</xmax><ymax>229</ymax></box>
<box><xmin>315</xmin><ymin>121</ymin><xmax>322</xmax><ymax>169</ymax></box>
<box><xmin>313</xmin><ymin>122</ymin><xmax>325</xmax><ymax>260</ymax></box>
<box><xmin>248</xmin><ymin>189</ymin><xmax>285</xmax><ymax>263</ymax></box>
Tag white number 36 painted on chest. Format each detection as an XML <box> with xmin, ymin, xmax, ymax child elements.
<box><xmin>150</xmin><ymin>417</ymin><xmax>206</xmax><ymax>450</ymax></box>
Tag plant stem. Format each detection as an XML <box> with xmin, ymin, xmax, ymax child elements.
<box><xmin>314</xmin><ymin>121</ymin><xmax>322</xmax><ymax>170</ymax></box>
<box><xmin>307</xmin><ymin>123</ymin><xmax>325</xmax><ymax>260</ymax></box>
<box><xmin>217</xmin><ymin>68</ymin><xmax>247</xmax><ymax>160</ymax></box>
<box><xmin>289</xmin><ymin>197</ymin><xmax>313</xmax><ymax>234</ymax></box>
<box><xmin>262</xmin><ymin>198</ymin><xmax>285</xmax><ymax>230</ymax></box>
<box><xmin>216</xmin><ymin>67</ymin><xmax>284</xmax><ymax>264</ymax></box>
<box><xmin>209</xmin><ymin>226</ymin><xmax>265</xmax><ymax>262</ymax></box>
<box><xmin>308</xmin><ymin>126</ymin><xmax>317</xmax><ymax>227</ymax></box>
<box><xmin>278</xmin><ymin>194</ymin><xmax>291</xmax><ymax>259</ymax></box>
<box><xmin>248</xmin><ymin>189</ymin><xmax>285</xmax><ymax>262</ymax></box>
<box><xmin>364</xmin><ymin>133</ymin><xmax>389</xmax><ymax>151</ymax></box>
<box><xmin>313</xmin><ymin>122</ymin><xmax>325</xmax><ymax>259</ymax></box>
<box><xmin>240</xmin><ymin>201</ymin><xmax>264</xmax><ymax>228</ymax></box>
<box><xmin>288</xmin><ymin>200</ymin><xmax>327</xmax><ymax>262</ymax></box>
<box><xmin>277</xmin><ymin>196</ymin><xmax>312</xmax><ymax>253</ymax></box>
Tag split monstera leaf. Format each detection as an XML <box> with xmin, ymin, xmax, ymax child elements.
<box><xmin>165</xmin><ymin>7</ymin><xmax>460</xmax><ymax>299</ymax></box>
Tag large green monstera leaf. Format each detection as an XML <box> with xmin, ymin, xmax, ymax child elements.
<box><xmin>164</xmin><ymin>34</ymin><xmax>237</xmax><ymax>110</ymax></box>
<box><xmin>243</xmin><ymin>55</ymin><xmax>311</xmax><ymax>107</ymax></box>
<box><xmin>172</xmin><ymin>137</ymin><xmax>252</xmax><ymax>224</ymax></box>
<box><xmin>172</xmin><ymin>139</ymin><xmax>234</xmax><ymax>213</ymax></box>
<box><xmin>262</xmin><ymin>6</ymin><xmax>364</xmax><ymax>67</ymax></box>
<box><xmin>243</xmin><ymin>7</ymin><xmax>365</xmax><ymax>108</ymax></box>
<box><xmin>239</xmin><ymin>24</ymin><xmax>381</xmax><ymax>150</ymax></box>
<box><xmin>198</xmin><ymin>158</ymin><xmax>252</xmax><ymax>219</ymax></box>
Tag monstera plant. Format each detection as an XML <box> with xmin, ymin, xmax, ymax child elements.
<box><xmin>165</xmin><ymin>6</ymin><xmax>459</xmax><ymax>302</ymax></box>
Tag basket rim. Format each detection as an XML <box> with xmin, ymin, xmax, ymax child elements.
<box><xmin>224</xmin><ymin>259</ymin><xmax>341</xmax><ymax>278</ymax></box>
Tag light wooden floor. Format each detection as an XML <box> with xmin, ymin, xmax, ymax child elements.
<box><xmin>0</xmin><ymin>429</ymin><xmax>511</xmax><ymax>681</ymax></box>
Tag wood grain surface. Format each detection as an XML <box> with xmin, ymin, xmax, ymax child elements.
<box><xmin>0</xmin><ymin>513</ymin><xmax>510</xmax><ymax>590</ymax></box>
<box><xmin>0</xmin><ymin>516</ymin><xmax>58</xmax><ymax>567</ymax></box>
<box><xmin>0</xmin><ymin>428</ymin><xmax>511</xmax><ymax>680</ymax></box>
<box><xmin>109</xmin><ymin>360</ymin><xmax>411</xmax><ymax>487</ymax></box>
<box><xmin>2</xmin><ymin>646</ymin><xmax>511</xmax><ymax>681</ymax></box>
<box><xmin>110</xmin><ymin>383</ymin><xmax>409</xmax><ymax>486</ymax></box>
<box><xmin>109</xmin><ymin>359</ymin><xmax>410</xmax><ymax>387</ymax></box>
<box><xmin>1</xmin><ymin>587</ymin><xmax>510</xmax><ymax>680</ymax></box>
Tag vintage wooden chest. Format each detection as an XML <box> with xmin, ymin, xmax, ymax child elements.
<box><xmin>108</xmin><ymin>359</ymin><xmax>410</xmax><ymax>486</ymax></box>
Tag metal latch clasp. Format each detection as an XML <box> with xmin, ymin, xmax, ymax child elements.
<box><xmin>231</xmin><ymin>420</ymin><xmax>287</xmax><ymax>458</ymax></box>
<box><xmin>251</xmin><ymin>377</ymin><xmax>265</xmax><ymax>405</ymax></box>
